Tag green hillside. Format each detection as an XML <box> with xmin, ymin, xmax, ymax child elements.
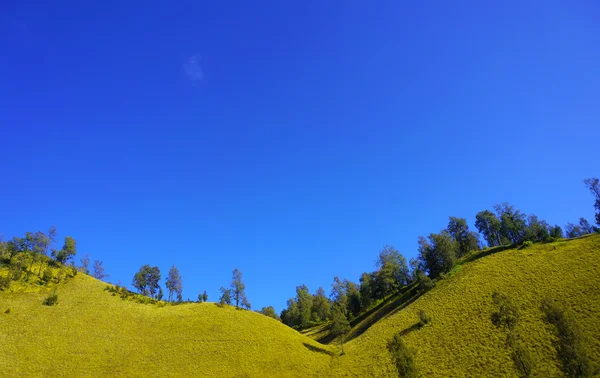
<box><xmin>0</xmin><ymin>273</ymin><xmax>335</xmax><ymax>377</ymax></box>
<box><xmin>2</xmin><ymin>234</ymin><xmax>599</xmax><ymax>377</ymax></box>
<box><xmin>321</xmin><ymin>234</ymin><xmax>600</xmax><ymax>376</ymax></box>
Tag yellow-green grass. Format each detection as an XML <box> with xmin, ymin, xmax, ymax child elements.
<box><xmin>331</xmin><ymin>234</ymin><xmax>600</xmax><ymax>377</ymax></box>
<box><xmin>0</xmin><ymin>273</ymin><xmax>335</xmax><ymax>377</ymax></box>
<box><xmin>2</xmin><ymin>234</ymin><xmax>599</xmax><ymax>377</ymax></box>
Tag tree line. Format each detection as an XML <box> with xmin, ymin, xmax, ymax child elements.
<box><xmin>280</xmin><ymin>178</ymin><xmax>600</xmax><ymax>331</ymax></box>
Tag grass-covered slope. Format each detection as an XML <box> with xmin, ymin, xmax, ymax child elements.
<box><xmin>331</xmin><ymin>234</ymin><xmax>600</xmax><ymax>377</ymax></box>
<box><xmin>0</xmin><ymin>274</ymin><xmax>334</xmax><ymax>377</ymax></box>
<box><xmin>1</xmin><ymin>235</ymin><xmax>599</xmax><ymax>377</ymax></box>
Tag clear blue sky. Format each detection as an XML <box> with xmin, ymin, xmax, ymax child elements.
<box><xmin>1</xmin><ymin>1</ymin><xmax>599</xmax><ymax>312</ymax></box>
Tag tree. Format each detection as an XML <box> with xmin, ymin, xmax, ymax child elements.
<box><xmin>93</xmin><ymin>260</ymin><xmax>108</xmax><ymax>280</ymax></box>
<box><xmin>524</xmin><ymin>215</ymin><xmax>551</xmax><ymax>243</ymax></box>
<box><xmin>584</xmin><ymin>177</ymin><xmax>600</xmax><ymax>226</ymax></box>
<box><xmin>312</xmin><ymin>287</ymin><xmax>331</xmax><ymax>322</ymax></box>
<box><xmin>374</xmin><ymin>245</ymin><xmax>409</xmax><ymax>298</ymax></box>
<box><xmin>132</xmin><ymin>265</ymin><xmax>161</xmax><ymax>298</ymax></box>
<box><xmin>475</xmin><ymin>210</ymin><xmax>503</xmax><ymax>247</ymax></box>
<box><xmin>359</xmin><ymin>273</ymin><xmax>373</xmax><ymax>309</ymax></box>
<box><xmin>579</xmin><ymin>218</ymin><xmax>594</xmax><ymax>235</ymax></box>
<box><xmin>330</xmin><ymin>276</ymin><xmax>348</xmax><ymax>313</ymax></box>
<box><xmin>296</xmin><ymin>285</ymin><xmax>313</xmax><ymax>328</ymax></box>
<box><xmin>550</xmin><ymin>225</ymin><xmax>564</xmax><ymax>239</ymax></box>
<box><xmin>79</xmin><ymin>254</ymin><xmax>90</xmax><ymax>274</ymax></box>
<box><xmin>198</xmin><ymin>290</ymin><xmax>208</xmax><ymax>302</ymax></box>
<box><xmin>219</xmin><ymin>286</ymin><xmax>232</xmax><ymax>306</ymax></box>
<box><xmin>330</xmin><ymin>305</ymin><xmax>351</xmax><ymax>355</ymax></box>
<box><xmin>52</xmin><ymin>236</ymin><xmax>77</xmax><ymax>264</ymax></box>
<box><xmin>418</xmin><ymin>232</ymin><xmax>458</xmax><ymax>278</ymax></box>
<box><xmin>230</xmin><ymin>268</ymin><xmax>250</xmax><ymax>309</ymax></box>
<box><xmin>494</xmin><ymin>203</ymin><xmax>527</xmax><ymax>245</ymax></box>
<box><xmin>281</xmin><ymin>298</ymin><xmax>299</xmax><ymax>327</ymax></box>
<box><xmin>258</xmin><ymin>306</ymin><xmax>280</xmax><ymax>320</ymax></box>
<box><xmin>346</xmin><ymin>280</ymin><xmax>361</xmax><ymax>318</ymax></box>
<box><xmin>447</xmin><ymin>217</ymin><xmax>480</xmax><ymax>257</ymax></box>
<box><xmin>565</xmin><ymin>223</ymin><xmax>584</xmax><ymax>238</ymax></box>
<box><xmin>157</xmin><ymin>287</ymin><xmax>164</xmax><ymax>301</ymax></box>
<box><xmin>165</xmin><ymin>265</ymin><xmax>183</xmax><ymax>302</ymax></box>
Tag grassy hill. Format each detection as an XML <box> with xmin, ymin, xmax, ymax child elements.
<box><xmin>0</xmin><ymin>273</ymin><xmax>335</xmax><ymax>377</ymax></box>
<box><xmin>316</xmin><ymin>234</ymin><xmax>600</xmax><ymax>376</ymax></box>
<box><xmin>2</xmin><ymin>234</ymin><xmax>599</xmax><ymax>377</ymax></box>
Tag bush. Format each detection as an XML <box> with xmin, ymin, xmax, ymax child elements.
<box><xmin>521</xmin><ymin>240</ymin><xmax>534</xmax><ymax>249</ymax></box>
<box><xmin>541</xmin><ymin>298</ymin><xmax>591</xmax><ymax>377</ymax></box>
<box><xmin>491</xmin><ymin>292</ymin><xmax>519</xmax><ymax>330</ymax></box>
<box><xmin>418</xmin><ymin>310</ymin><xmax>431</xmax><ymax>327</ymax></box>
<box><xmin>387</xmin><ymin>333</ymin><xmax>418</xmax><ymax>378</ymax></box>
<box><xmin>43</xmin><ymin>292</ymin><xmax>59</xmax><ymax>306</ymax></box>
<box><xmin>0</xmin><ymin>275</ymin><xmax>10</xmax><ymax>290</ymax></box>
<box><xmin>4</xmin><ymin>308</ymin><xmax>10</xmax><ymax>314</ymax></box>
<box><xmin>417</xmin><ymin>272</ymin><xmax>435</xmax><ymax>293</ymax></box>
<box><xmin>41</xmin><ymin>269</ymin><xmax>53</xmax><ymax>284</ymax></box>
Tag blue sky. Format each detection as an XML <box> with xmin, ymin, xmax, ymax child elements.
<box><xmin>1</xmin><ymin>1</ymin><xmax>599</xmax><ymax>312</ymax></box>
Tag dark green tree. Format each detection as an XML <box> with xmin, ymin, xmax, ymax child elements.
<box><xmin>132</xmin><ymin>265</ymin><xmax>161</xmax><ymax>298</ymax></box>
<box><xmin>219</xmin><ymin>286</ymin><xmax>232</xmax><ymax>306</ymax></box>
<box><xmin>495</xmin><ymin>203</ymin><xmax>528</xmax><ymax>245</ymax></box>
<box><xmin>330</xmin><ymin>276</ymin><xmax>348</xmax><ymax>313</ymax></box>
<box><xmin>281</xmin><ymin>298</ymin><xmax>299</xmax><ymax>326</ymax></box>
<box><xmin>52</xmin><ymin>236</ymin><xmax>77</xmax><ymax>264</ymax></box>
<box><xmin>165</xmin><ymin>265</ymin><xmax>183</xmax><ymax>302</ymax></box>
<box><xmin>258</xmin><ymin>306</ymin><xmax>280</xmax><ymax>320</ymax></box>
<box><xmin>296</xmin><ymin>285</ymin><xmax>313</xmax><ymax>328</ymax></box>
<box><xmin>346</xmin><ymin>280</ymin><xmax>361</xmax><ymax>318</ymax></box>
<box><xmin>359</xmin><ymin>272</ymin><xmax>374</xmax><ymax>309</ymax></box>
<box><xmin>330</xmin><ymin>305</ymin><xmax>351</xmax><ymax>355</ymax></box>
<box><xmin>312</xmin><ymin>287</ymin><xmax>331</xmax><ymax>322</ymax></box>
<box><xmin>374</xmin><ymin>245</ymin><xmax>409</xmax><ymax>297</ymax></box>
<box><xmin>447</xmin><ymin>217</ymin><xmax>480</xmax><ymax>257</ymax></box>
<box><xmin>524</xmin><ymin>215</ymin><xmax>551</xmax><ymax>243</ymax></box>
<box><xmin>418</xmin><ymin>232</ymin><xmax>458</xmax><ymax>278</ymax></box>
<box><xmin>475</xmin><ymin>210</ymin><xmax>503</xmax><ymax>247</ymax></box>
<box><xmin>550</xmin><ymin>225</ymin><xmax>564</xmax><ymax>239</ymax></box>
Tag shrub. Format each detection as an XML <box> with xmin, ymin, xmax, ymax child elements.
<box><xmin>4</xmin><ymin>308</ymin><xmax>10</xmax><ymax>314</ymax></box>
<box><xmin>511</xmin><ymin>344</ymin><xmax>533</xmax><ymax>377</ymax></box>
<box><xmin>521</xmin><ymin>240</ymin><xmax>534</xmax><ymax>249</ymax></box>
<box><xmin>418</xmin><ymin>310</ymin><xmax>431</xmax><ymax>327</ymax></box>
<box><xmin>0</xmin><ymin>275</ymin><xmax>10</xmax><ymax>290</ymax></box>
<box><xmin>41</xmin><ymin>269</ymin><xmax>53</xmax><ymax>284</ymax></box>
<box><xmin>417</xmin><ymin>272</ymin><xmax>435</xmax><ymax>293</ymax></box>
<box><xmin>491</xmin><ymin>292</ymin><xmax>519</xmax><ymax>330</ymax></box>
<box><xmin>506</xmin><ymin>332</ymin><xmax>533</xmax><ymax>377</ymax></box>
<box><xmin>541</xmin><ymin>298</ymin><xmax>591</xmax><ymax>377</ymax></box>
<box><xmin>387</xmin><ymin>333</ymin><xmax>418</xmax><ymax>378</ymax></box>
<box><xmin>43</xmin><ymin>292</ymin><xmax>59</xmax><ymax>306</ymax></box>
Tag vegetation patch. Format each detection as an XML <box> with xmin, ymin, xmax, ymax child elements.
<box><xmin>541</xmin><ymin>297</ymin><xmax>593</xmax><ymax>377</ymax></box>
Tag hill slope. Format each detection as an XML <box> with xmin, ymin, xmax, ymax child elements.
<box><xmin>327</xmin><ymin>234</ymin><xmax>600</xmax><ymax>376</ymax></box>
<box><xmin>0</xmin><ymin>274</ymin><xmax>334</xmax><ymax>377</ymax></box>
<box><xmin>2</xmin><ymin>235</ymin><xmax>599</xmax><ymax>377</ymax></box>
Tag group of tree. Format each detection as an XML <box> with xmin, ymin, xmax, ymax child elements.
<box><xmin>280</xmin><ymin>177</ymin><xmax>600</xmax><ymax>334</ymax></box>
<box><xmin>0</xmin><ymin>227</ymin><xmax>112</xmax><ymax>285</ymax></box>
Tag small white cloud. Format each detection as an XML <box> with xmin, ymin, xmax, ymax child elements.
<box><xmin>184</xmin><ymin>54</ymin><xmax>204</xmax><ymax>84</ymax></box>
